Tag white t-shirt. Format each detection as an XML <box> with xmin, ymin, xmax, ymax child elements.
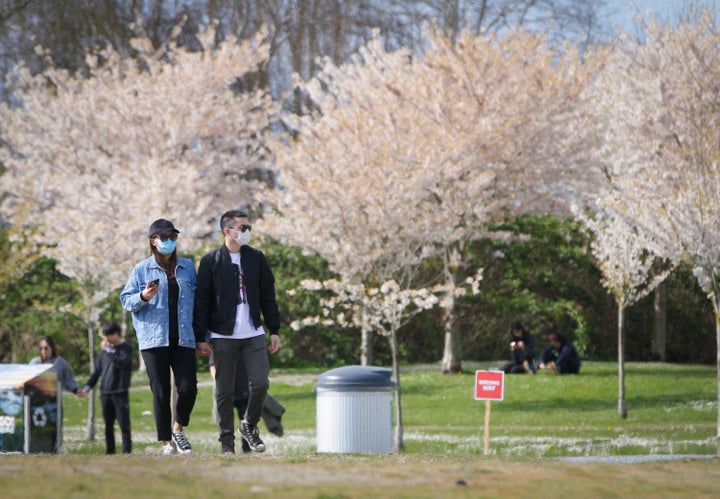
<box><xmin>209</xmin><ymin>250</ymin><xmax>265</xmax><ymax>340</ymax></box>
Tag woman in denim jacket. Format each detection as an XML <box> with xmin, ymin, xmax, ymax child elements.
<box><xmin>120</xmin><ymin>218</ymin><xmax>206</xmax><ymax>455</ymax></box>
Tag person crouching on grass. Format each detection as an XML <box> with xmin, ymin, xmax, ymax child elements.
<box><xmin>81</xmin><ymin>321</ymin><xmax>134</xmax><ymax>454</ymax></box>
<box><xmin>538</xmin><ymin>331</ymin><xmax>581</xmax><ymax>375</ymax></box>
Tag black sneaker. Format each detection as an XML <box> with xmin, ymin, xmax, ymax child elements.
<box><xmin>241</xmin><ymin>438</ymin><xmax>251</xmax><ymax>453</ymax></box>
<box><xmin>221</xmin><ymin>442</ymin><xmax>235</xmax><ymax>454</ymax></box>
<box><xmin>239</xmin><ymin>420</ymin><xmax>266</xmax><ymax>452</ymax></box>
<box><xmin>171</xmin><ymin>430</ymin><xmax>192</xmax><ymax>455</ymax></box>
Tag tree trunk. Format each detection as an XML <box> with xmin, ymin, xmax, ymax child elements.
<box><xmin>440</xmin><ymin>246</ymin><xmax>463</xmax><ymax>374</ymax></box>
<box><xmin>389</xmin><ymin>326</ymin><xmax>403</xmax><ymax>452</ymax></box>
<box><xmin>360</xmin><ymin>327</ymin><xmax>373</xmax><ymax>366</ymax></box>
<box><xmin>715</xmin><ymin>304</ymin><xmax>720</xmax><ymax>454</ymax></box>
<box><xmin>126</xmin><ymin>309</ymin><xmax>146</xmax><ymax>373</ymax></box>
<box><xmin>86</xmin><ymin>317</ymin><xmax>96</xmax><ymax>441</ymax></box>
<box><xmin>440</xmin><ymin>318</ymin><xmax>462</xmax><ymax>374</ymax></box>
<box><xmin>446</xmin><ymin>0</ymin><xmax>461</xmax><ymax>41</ymax></box>
<box><xmin>290</xmin><ymin>0</ymin><xmax>312</xmax><ymax>114</ymax></box>
<box><xmin>618</xmin><ymin>305</ymin><xmax>627</xmax><ymax>419</ymax></box>
<box><xmin>171</xmin><ymin>370</ymin><xmax>177</xmax><ymax>426</ymax></box>
<box><xmin>652</xmin><ymin>281</ymin><xmax>667</xmax><ymax>362</ymax></box>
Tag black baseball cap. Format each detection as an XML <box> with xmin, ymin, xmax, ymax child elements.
<box><xmin>148</xmin><ymin>219</ymin><xmax>180</xmax><ymax>237</ymax></box>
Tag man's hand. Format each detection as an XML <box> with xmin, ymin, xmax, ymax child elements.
<box><xmin>268</xmin><ymin>334</ymin><xmax>281</xmax><ymax>354</ymax></box>
<box><xmin>196</xmin><ymin>341</ymin><xmax>211</xmax><ymax>356</ymax></box>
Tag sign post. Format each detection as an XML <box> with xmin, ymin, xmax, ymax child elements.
<box><xmin>474</xmin><ymin>370</ymin><xmax>504</xmax><ymax>456</ymax></box>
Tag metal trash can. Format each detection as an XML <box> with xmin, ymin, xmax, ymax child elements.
<box><xmin>316</xmin><ymin>365</ymin><xmax>395</xmax><ymax>453</ymax></box>
<box><xmin>0</xmin><ymin>364</ymin><xmax>60</xmax><ymax>454</ymax></box>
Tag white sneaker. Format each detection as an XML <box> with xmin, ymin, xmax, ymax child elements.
<box><xmin>172</xmin><ymin>430</ymin><xmax>193</xmax><ymax>455</ymax></box>
<box><xmin>162</xmin><ymin>442</ymin><xmax>177</xmax><ymax>455</ymax></box>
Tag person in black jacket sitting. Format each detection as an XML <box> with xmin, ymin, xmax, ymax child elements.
<box><xmin>539</xmin><ymin>331</ymin><xmax>581</xmax><ymax>375</ymax></box>
<box><xmin>499</xmin><ymin>321</ymin><xmax>537</xmax><ymax>374</ymax></box>
<box><xmin>81</xmin><ymin>321</ymin><xmax>134</xmax><ymax>454</ymax></box>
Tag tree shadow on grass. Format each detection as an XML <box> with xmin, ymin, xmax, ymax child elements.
<box><xmin>580</xmin><ymin>366</ymin><xmax>713</xmax><ymax>379</ymax></box>
<box><xmin>498</xmin><ymin>391</ymin><xmax>713</xmax><ymax>414</ymax></box>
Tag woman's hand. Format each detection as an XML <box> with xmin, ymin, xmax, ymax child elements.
<box><xmin>141</xmin><ymin>280</ymin><xmax>159</xmax><ymax>301</ymax></box>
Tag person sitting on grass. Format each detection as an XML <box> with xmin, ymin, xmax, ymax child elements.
<box><xmin>538</xmin><ymin>331</ymin><xmax>581</xmax><ymax>375</ymax></box>
<box><xmin>499</xmin><ymin>321</ymin><xmax>536</xmax><ymax>374</ymax></box>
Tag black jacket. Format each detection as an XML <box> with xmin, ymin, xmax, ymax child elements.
<box><xmin>194</xmin><ymin>244</ymin><xmax>281</xmax><ymax>338</ymax></box>
<box><xmin>540</xmin><ymin>341</ymin><xmax>581</xmax><ymax>374</ymax></box>
<box><xmin>514</xmin><ymin>331</ymin><xmax>536</xmax><ymax>361</ymax></box>
<box><xmin>84</xmin><ymin>342</ymin><xmax>133</xmax><ymax>395</ymax></box>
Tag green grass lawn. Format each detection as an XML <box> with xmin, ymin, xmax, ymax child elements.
<box><xmin>2</xmin><ymin>361</ymin><xmax>718</xmax><ymax>498</ymax></box>
<box><xmin>57</xmin><ymin>361</ymin><xmax>717</xmax><ymax>458</ymax></box>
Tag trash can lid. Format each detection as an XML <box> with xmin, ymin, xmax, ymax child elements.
<box><xmin>316</xmin><ymin>365</ymin><xmax>395</xmax><ymax>389</ymax></box>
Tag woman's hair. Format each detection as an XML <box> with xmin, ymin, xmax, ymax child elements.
<box><xmin>39</xmin><ymin>335</ymin><xmax>57</xmax><ymax>357</ymax></box>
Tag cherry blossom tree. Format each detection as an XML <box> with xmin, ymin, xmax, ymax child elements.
<box><xmin>0</xmin><ymin>24</ymin><xmax>277</xmax><ymax>438</ymax></box>
<box><xmin>262</xmin><ymin>27</ymin><xmax>604</xmax><ymax>373</ymax></box>
<box><xmin>1</xmin><ymin>24</ymin><xmax>276</xmax><ymax>315</ymax></box>
<box><xmin>587</xmin><ymin>7</ymin><xmax>720</xmax><ymax>440</ymax></box>
<box><xmin>256</xmin><ymin>25</ymin><xmax>604</xmax><ymax>450</ymax></box>
<box><xmin>577</xmin><ymin>208</ymin><xmax>674</xmax><ymax>418</ymax></box>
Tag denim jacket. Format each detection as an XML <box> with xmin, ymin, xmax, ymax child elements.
<box><xmin>120</xmin><ymin>255</ymin><xmax>198</xmax><ymax>351</ymax></box>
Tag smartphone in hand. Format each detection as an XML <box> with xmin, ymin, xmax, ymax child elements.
<box><xmin>149</xmin><ymin>278</ymin><xmax>160</xmax><ymax>287</ymax></box>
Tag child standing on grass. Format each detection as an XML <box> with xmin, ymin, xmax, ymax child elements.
<box><xmin>81</xmin><ymin>321</ymin><xmax>134</xmax><ymax>454</ymax></box>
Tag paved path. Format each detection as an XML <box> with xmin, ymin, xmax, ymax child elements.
<box><xmin>558</xmin><ymin>454</ymin><xmax>716</xmax><ymax>463</ymax></box>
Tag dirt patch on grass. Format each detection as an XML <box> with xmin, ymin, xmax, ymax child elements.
<box><xmin>1</xmin><ymin>453</ymin><xmax>718</xmax><ymax>498</ymax></box>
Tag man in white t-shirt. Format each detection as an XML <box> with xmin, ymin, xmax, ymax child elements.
<box><xmin>194</xmin><ymin>209</ymin><xmax>281</xmax><ymax>454</ymax></box>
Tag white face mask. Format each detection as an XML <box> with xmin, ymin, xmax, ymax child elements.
<box><xmin>231</xmin><ymin>227</ymin><xmax>251</xmax><ymax>246</ymax></box>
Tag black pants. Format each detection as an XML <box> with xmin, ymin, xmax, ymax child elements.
<box><xmin>231</xmin><ymin>363</ymin><xmax>285</xmax><ymax>438</ymax></box>
<box><xmin>101</xmin><ymin>393</ymin><xmax>132</xmax><ymax>454</ymax></box>
<box><xmin>499</xmin><ymin>358</ymin><xmax>536</xmax><ymax>374</ymax></box>
<box><xmin>141</xmin><ymin>344</ymin><xmax>198</xmax><ymax>441</ymax></box>
<box><xmin>211</xmin><ymin>335</ymin><xmax>269</xmax><ymax>446</ymax></box>
<box><xmin>233</xmin><ymin>356</ymin><xmax>250</xmax><ymax>419</ymax></box>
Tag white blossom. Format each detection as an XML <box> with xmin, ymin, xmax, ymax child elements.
<box><xmin>0</xmin><ymin>26</ymin><xmax>277</xmax><ymax>306</ymax></box>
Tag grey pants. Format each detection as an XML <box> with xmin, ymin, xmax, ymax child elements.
<box><xmin>210</xmin><ymin>335</ymin><xmax>269</xmax><ymax>445</ymax></box>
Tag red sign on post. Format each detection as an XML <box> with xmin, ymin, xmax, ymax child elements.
<box><xmin>474</xmin><ymin>370</ymin><xmax>505</xmax><ymax>401</ymax></box>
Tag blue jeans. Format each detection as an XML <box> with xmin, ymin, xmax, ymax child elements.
<box><xmin>211</xmin><ymin>335</ymin><xmax>269</xmax><ymax>446</ymax></box>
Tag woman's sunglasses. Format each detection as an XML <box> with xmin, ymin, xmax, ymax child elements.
<box><xmin>155</xmin><ymin>233</ymin><xmax>179</xmax><ymax>242</ymax></box>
